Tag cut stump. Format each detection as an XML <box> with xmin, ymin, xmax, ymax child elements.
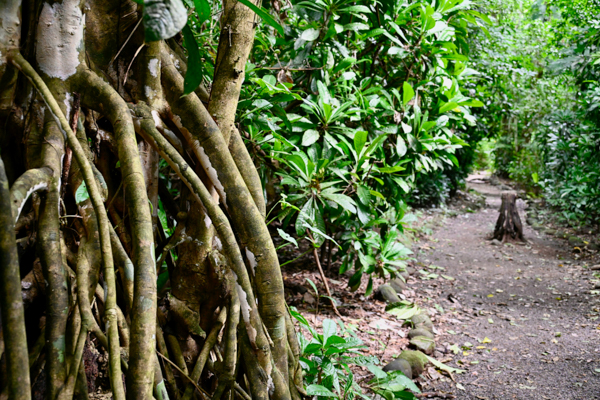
<box><xmin>493</xmin><ymin>191</ymin><xmax>524</xmax><ymax>242</ymax></box>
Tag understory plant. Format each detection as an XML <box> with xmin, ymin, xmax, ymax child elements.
<box><xmin>290</xmin><ymin>308</ymin><xmax>419</xmax><ymax>399</ymax></box>
<box><xmin>238</xmin><ymin>0</ymin><xmax>488</xmax><ymax>289</ymax></box>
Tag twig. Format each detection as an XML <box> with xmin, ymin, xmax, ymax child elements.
<box><xmin>110</xmin><ymin>17</ymin><xmax>143</xmax><ymax>67</ymax></box>
<box><xmin>156</xmin><ymin>351</ymin><xmax>210</xmax><ymax>400</ymax></box>
<box><xmin>306</xmin><ymin>232</ymin><xmax>341</xmax><ymax>317</ymax></box>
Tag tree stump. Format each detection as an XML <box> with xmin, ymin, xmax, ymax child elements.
<box><xmin>493</xmin><ymin>191</ymin><xmax>524</xmax><ymax>242</ymax></box>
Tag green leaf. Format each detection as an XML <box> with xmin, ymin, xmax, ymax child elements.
<box><xmin>182</xmin><ymin>24</ymin><xmax>203</xmax><ymax>96</ymax></box>
<box><xmin>389</xmin><ymin>372</ymin><xmax>420</xmax><ymax>392</ymax></box>
<box><xmin>439</xmin><ymin>102</ymin><xmax>459</xmax><ymax>113</ymax></box>
<box><xmin>446</xmin><ymin>153</ymin><xmax>459</xmax><ymax>167</ymax></box>
<box><xmin>305</xmin><ymin>278</ymin><xmax>319</xmax><ymax>296</ymax></box>
<box><xmin>295</xmin><ymin>198</ymin><xmax>314</xmax><ymax>236</ymax></box>
<box><xmin>343</xmin><ymin>22</ymin><xmax>370</xmax><ymax>32</ymax></box>
<box><xmin>306</xmin><ymin>384</ymin><xmax>337</xmax><ymax>397</ymax></box>
<box><xmin>143</xmin><ymin>0</ymin><xmax>188</xmax><ymax>42</ymax></box>
<box><xmin>369</xmin><ymin>190</ymin><xmax>385</xmax><ymax>200</ymax></box>
<box><xmin>459</xmin><ymin>99</ymin><xmax>484</xmax><ymax>107</ymax></box>
<box><xmin>322</xmin><ymin>319</ymin><xmax>337</xmax><ymax>345</ymax></box>
<box><xmin>332</xmin><ymin>57</ymin><xmax>357</xmax><ymax>74</ymax></box>
<box><xmin>301</xmin><ymin>28</ymin><xmax>320</xmax><ymax>41</ymax></box>
<box><xmin>237</xmin><ymin>0</ymin><xmax>284</xmax><ymax>35</ymax></box>
<box><xmin>322</xmin><ymin>192</ymin><xmax>357</xmax><ymax>213</ymax></box>
<box><xmin>396</xmin><ymin>137</ymin><xmax>407</xmax><ymax>157</ymax></box>
<box><xmin>378</xmin><ymin>165</ymin><xmax>405</xmax><ymax>173</ymax></box>
<box><xmin>368</xmin><ymin>364</ymin><xmax>387</xmax><ymax>380</ymax></box>
<box><xmin>365</xmin><ymin>277</ymin><xmax>374</xmax><ymax>296</ymax></box>
<box><xmin>354</xmin><ymin>131</ymin><xmax>368</xmax><ymax>155</ymax></box>
<box><xmin>75</xmin><ymin>181</ymin><xmax>90</xmax><ymax>204</ymax></box>
<box><xmin>277</xmin><ymin>228</ymin><xmax>298</xmax><ymax>247</ymax></box>
<box><xmin>302</xmin><ymin>129</ymin><xmax>320</xmax><ymax>146</ymax></box>
<box><xmin>357</xmin><ymin>185</ymin><xmax>371</xmax><ymax>205</ymax></box>
<box><xmin>193</xmin><ymin>0</ymin><xmax>212</xmax><ymax>25</ymax></box>
<box><xmin>403</xmin><ymin>82</ymin><xmax>415</xmax><ymax>107</ymax></box>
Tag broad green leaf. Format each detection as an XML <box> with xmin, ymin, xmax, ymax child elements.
<box><xmin>143</xmin><ymin>0</ymin><xmax>188</xmax><ymax>42</ymax></box>
<box><xmin>193</xmin><ymin>0</ymin><xmax>211</xmax><ymax>25</ymax></box>
<box><xmin>237</xmin><ymin>0</ymin><xmax>284</xmax><ymax>35</ymax></box>
<box><xmin>365</xmin><ymin>276</ymin><xmax>373</xmax><ymax>296</ymax></box>
<box><xmin>357</xmin><ymin>185</ymin><xmax>371</xmax><ymax>205</ymax></box>
<box><xmin>322</xmin><ymin>193</ymin><xmax>357</xmax><ymax>213</ymax></box>
<box><xmin>322</xmin><ymin>319</ymin><xmax>337</xmax><ymax>344</ymax></box>
<box><xmin>343</xmin><ymin>22</ymin><xmax>370</xmax><ymax>31</ymax></box>
<box><xmin>446</xmin><ymin>153</ymin><xmax>459</xmax><ymax>167</ymax></box>
<box><xmin>427</xmin><ymin>20</ymin><xmax>448</xmax><ymax>36</ymax></box>
<box><xmin>306</xmin><ymin>384</ymin><xmax>337</xmax><ymax>397</ymax></box>
<box><xmin>302</xmin><ymin>129</ymin><xmax>320</xmax><ymax>146</ymax></box>
<box><xmin>389</xmin><ymin>372</ymin><xmax>420</xmax><ymax>392</ymax></box>
<box><xmin>403</xmin><ymin>82</ymin><xmax>415</xmax><ymax>106</ymax></box>
<box><xmin>75</xmin><ymin>181</ymin><xmax>90</xmax><ymax>204</ymax></box>
<box><xmin>182</xmin><ymin>24</ymin><xmax>203</xmax><ymax>95</ymax></box>
<box><xmin>354</xmin><ymin>131</ymin><xmax>368</xmax><ymax>155</ymax></box>
<box><xmin>459</xmin><ymin>99</ymin><xmax>484</xmax><ymax>107</ymax></box>
<box><xmin>339</xmin><ymin>5</ymin><xmax>372</xmax><ymax>14</ymax></box>
<box><xmin>396</xmin><ymin>137</ymin><xmax>407</xmax><ymax>157</ymax></box>
<box><xmin>301</xmin><ymin>28</ymin><xmax>320</xmax><ymax>41</ymax></box>
<box><xmin>295</xmin><ymin>198</ymin><xmax>314</xmax><ymax>236</ymax></box>
<box><xmin>378</xmin><ymin>165</ymin><xmax>405</xmax><ymax>173</ymax></box>
<box><xmin>368</xmin><ymin>365</ymin><xmax>387</xmax><ymax>380</ymax></box>
<box><xmin>369</xmin><ymin>190</ymin><xmax>385</xmax><ymax>200</ymax></box>
<box><xmin>439</xmin><ymin>102</ymin><xmax>459</xmax><ymax>113</ymax></box>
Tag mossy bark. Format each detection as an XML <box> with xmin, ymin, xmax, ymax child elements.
<box><xmin>0</xmin><ymin>2</ymin><xmax>300</xmax><ymax>398</ymax></box>
<box><xmin>0</xmin><ymin>155</ymin><xmax>31</xmax><ymax>400</ymax></box>
<box><xmin>160</xmin><ymin>53</ymin><xmax>290</xmax><ymax>394</ymax></box>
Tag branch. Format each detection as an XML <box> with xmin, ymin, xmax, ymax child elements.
<box><xmin>9</xmin><ymin>167</ymin><xmax>53</xmax><ymax>223</ymax></box>
<box><xmin>10</xmin><ymin>53</ymin><xmax>125</xmax><ymax>400</ymax></box>
<box><xmin>0</xmin><ymin>149</ymin><xmax>31</xmax><ymax>400</ymax></box>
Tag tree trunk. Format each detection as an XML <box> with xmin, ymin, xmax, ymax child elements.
<box><xmin>493</xmin><ymin>191</ymin><xmax>524</xmax><ymax>242</ymax></box>
<box><xmin>0</xmin><ymin>1</ymin><xmax>299</xmax><ymax>399</ymax></box>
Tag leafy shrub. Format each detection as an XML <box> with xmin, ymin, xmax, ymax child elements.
<box><xmin>232</xmin><ymin>0</ymin><xmax>488</xmax><ymax>289</ymax></box>
<box><xmin>290</xmin><ymin>308</ymin><xmax>419</xmax><ymax>399</ymax></box>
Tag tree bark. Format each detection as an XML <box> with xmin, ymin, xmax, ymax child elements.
<box><xmin>493</xmin><ymin>190</ymin><xmax>524</xmax><ymax>242</ymax></box>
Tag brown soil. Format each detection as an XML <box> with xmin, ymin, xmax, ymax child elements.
<box><xmin>283</xmin><ymin>176</ymin><xmax>600</xmax><ymax>399</ymax></box>
<box><xmin>412</xmin><ymin>178</ymin><xmax>600</xmax><ymax>399</ymax></box>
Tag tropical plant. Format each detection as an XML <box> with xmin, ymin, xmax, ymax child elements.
<box><xmin>290</xmin><ymin>309</ymin><xmax>419</xmax><ymax>399</ymax></box>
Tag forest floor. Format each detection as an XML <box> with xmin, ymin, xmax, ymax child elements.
<box><xmin>283</xmin><ymin>174</ymin><xmax>600</xmax><ymax>400</ymax></box>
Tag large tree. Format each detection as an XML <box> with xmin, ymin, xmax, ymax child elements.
<box><xmin>0</xmin><ymin>1</ymin><xmax>301</xmax><ymax>399</ymax></box>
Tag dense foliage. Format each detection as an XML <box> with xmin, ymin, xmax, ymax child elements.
<box><xmin>186</xmin><ymin>0</ymin><xmax>489</xmax><ymax>289</ymax></box>
<box><xmin>468</xmin><ymin>0</ymin><xmax>600</xmax><ymax>226</ymax></box>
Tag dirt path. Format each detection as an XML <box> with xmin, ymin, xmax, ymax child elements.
<box><xmin>417</xmin><ymin>179</ymin><xmax>600</xmax><ymax>399</ymax></box>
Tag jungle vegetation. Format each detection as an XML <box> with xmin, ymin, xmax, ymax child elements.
<box><xmin>0</xmin><ymin>0</ymin><xmax>598</xmax><ymax>399</ymax></box>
